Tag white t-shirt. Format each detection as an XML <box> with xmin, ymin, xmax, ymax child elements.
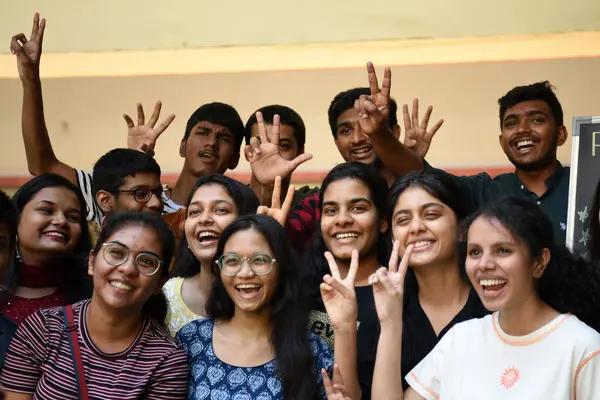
<box><xmin>75</xmin><ymin>169</ymin><xmax>183</xmax><ymax>224</ymax></box>
<box><xmin>406</xmin><ymin>312</ymin><xmax>600</xmax><ymax>400</ymax></box>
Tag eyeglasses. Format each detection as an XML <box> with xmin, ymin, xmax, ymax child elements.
<box><xmin>102</xmin><ymin>243</ymin><xmax>162</xmax><ymax>276</ymax></box>
<box><xmin>114</xmin><ymin>184</ymin><xmax>172</xmax><ymax>204</ymax></box>
<box><xmin>215</xmin><ymin>253</ymin><xmax>276</xmax><ymax>277</ymax></box>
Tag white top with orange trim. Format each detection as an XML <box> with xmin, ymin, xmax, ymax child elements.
<box><xmin>406</xmin><ymin>313</ymin><xmax>600</xmax><ymax>400</ymax></box>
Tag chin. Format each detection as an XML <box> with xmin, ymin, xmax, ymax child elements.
<box><xmin>189</xmin><ymin>245</ymin><xmax>217</xmax><ymax>262</ymax></box>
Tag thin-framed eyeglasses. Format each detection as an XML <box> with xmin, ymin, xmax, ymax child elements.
<box><xmin>216</xmin><ymin>252</ymin><xmax>276</xmax><ymax>277</ymax></box>
<box><xmin>102</xmin><ymin>242</ymin><xmax>162</xmax><ymax>276</ymax></box>
<box><xmin>113</xmin><ymin>184</ymin><xmax>172</xmax><ymax>204</ymax></box>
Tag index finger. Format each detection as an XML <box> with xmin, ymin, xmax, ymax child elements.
<box><xmin>255</xmin><ymin>112</ymin><xmax>269</xmax><ymax>144</ymax></box>
<box><xmin>279</xmin><ymin>184</ymin><xmax>295</xmax><ymax>220</ymax></box>
<box><xmin>398</xmin><ymin>244</ymin><xmax>414</xmax><ymax>282</ymax></box>
<box><xmin>388</xmin><ymin>240</ymin><xmax>401</xmax><ymax>273</ymax></box>
<box><xmin>324</xmin><ymin>251</ymin><xmax>342</xmax><ymax>281</ymax></box>
<box><xmin>31</xmin><ymin>13</ymin><xmax>39</xmax><ymax>39</ymax></box>
<box><xmin>366</xmin><ymin>62</ymin><xmax>380</xmax><ymax>95</ymax></box>
<box><xmin>271</xmin><ymin>176</ymin><xmax>282</xmax><ymax>210</ymax></box>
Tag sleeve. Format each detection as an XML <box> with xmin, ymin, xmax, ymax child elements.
<box><xmin>311</xmin><ymin>335</ymin><xmax>334</xmax><ymax>400</ymax></box>
<box><xmin>405</xmin><ymin>325</ymin><xmax>457</xmax><ymax>400</ymax></box>
<box><xmin>75</xmin><ymin>169</ymin><xmax>102</xmax><ymax>224</ymax></box>
<box><xmin>285</xmin><ymin>193</ymin><xmax>321</xmax><ymax>252</ymax></box>
<box><xmin>0</xmin><ymin>311</ymin><xmax>50</xmax><ymax>394</ymax></box>
<box><xmin>574</xmin><ymin>350</ymin><xmax>600</xmax><ymax>400</ymax></box>
<box><xmin>145</xmin><ymin>346</ymin><xmax>190</xmax><ymax>399</ymax></box>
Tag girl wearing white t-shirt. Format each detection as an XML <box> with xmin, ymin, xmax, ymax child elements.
<box><xmin>393</xmin><ymin>197</ymin><xmax>600</xmax><ymax>400</ymax></box>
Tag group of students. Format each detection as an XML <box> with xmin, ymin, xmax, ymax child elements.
<box><xmin>0</xmin><ymin>12</ymin><xmax>599</xmax><ymax>400</ymax></box>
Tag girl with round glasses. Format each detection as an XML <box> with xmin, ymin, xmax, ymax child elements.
<box><xmin>166</xmin><ymin>174</ymin><xmax>259</xmax><ymax>336</ymax></box>
<box><xmin>177</xmin><ymin>214</ymin><xmax>359</xmax><ymax>400</ymax></box>
<box><xmin>0</xmin><ymin>212</ymin><xmax>189</xmax><ymax>399</ymax></box>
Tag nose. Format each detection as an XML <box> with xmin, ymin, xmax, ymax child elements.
<box><xmin>408</xmin><ymin>216</ymin><xmax>426</xmax><ymax>235</ymax></box>
<box><xmin>478</xmin><ymin>252</ymin><xmax>495</xmax><ymax>271</ymax></box>
<box><xmin>51</xmin><ymin>212</ymin><xmax>68</xmax><ymax>227</ymax></box>
<box><xmin>117</xmin><ymin>256</ymin><xmax>139</xmax><ymax>277</ymax></box>
<box><xmin>350</xmin><ymin>127</ymin><xmax>366</xmax><ymax>144</ymax></box>
<box><xmin>334</xmin><ymin>210</ymin><xmax>353</xmax><ymax>227</ymax></box>
<box><xmin>516</xmin><ymin>118</ymin><xmax>531</xmax><ymax>134</ymax></box>
<box><xmin>145</xmin><ymin>192</ymin><xmax>163</xmax><ymax>213</ymax></box>
<box><xmin>203</xmin><ymin>132</ymin><xmax>217</xmax><ymax>147</ymax></box>
<box><xmin>198</xmin><ymin>209</ymin><xmax>214</xmax><ymax>225</ymax></box>
<box><xmin>236</xmin><ymin>259</ymin><xmax>255</xmax><ymax>278</ymax></box>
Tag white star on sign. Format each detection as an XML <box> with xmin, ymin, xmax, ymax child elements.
<box><xmin>579</xmin><ymin>229</ymin><xmax>591</xmax><ymax>247</ymax></box>
<box><xmin>578</xmin><ymin>206</ymin><xmax>589</xmax><ymax>223</ymax></box>
<box><xmin>560</xmin><ymin>222</ymin><xmax>566</xmax><ymax>231</ymax></box>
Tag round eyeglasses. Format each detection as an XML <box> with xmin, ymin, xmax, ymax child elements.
<box><xmin>113</xmin><ymin>184</ymin><xmax>172</xmax><ymax>204</ymax></box>
<box><xmin>102</xmin><ymin>243</ymin><xmax>162</xmax><ymax>276</ymax></box>
<box><xmin>216</xmin><ymin>253</ymin><xmax>276</xmax><ymax>277</ymax></box>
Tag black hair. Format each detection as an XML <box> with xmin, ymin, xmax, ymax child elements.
<box><xmin>328</xmin><ymin>87</ymin><xmax>398</xmax><ymax>138</ymax></box>
<box><xmin>91</xmin><ymin>211</ymin><xmax>175</xmax><ymax>325</ymax></box>
<box><xmin>92</xmin><ymin>148</ymin><xmax>162</xmax><ymax>197</ymax></box>
<box><xmin>182</xmin><ymin>103</ymin><xmax>245</xmax><ymax>152</ymax></box>
<box><xmin>244</xmin><ymin>105</ymin><xmax>307</xmax><ymax>150</ymax></box>
<box><xmin>589</xmin><ymin>179</ymin><xmax>600</xmax><ymax>262</ymax></box>
<box><xmin>304</xmin><ymin>162</ymin><xmax>390</xmax><ymax>309</ymax></box>
<box><xmin>461</xmin><ymin>197</ymin><xmax>600</xmax><ymax>331</ymax></box>
<box><xmin>498</xmin><ymin>81</ymin><xmax>564</xmax><ymax>127</ymax></box>
<box><xmin>0</xmin><ymin>190</ymin><xmax>18</xmax><ymax>285</ymax></box>
<box><xmin>3</xmin><ymin>174</ymin><xmax>93</xmax><ymax>308</ymax></box>
<box><xmin>206</xmin><ymin>214</ymin><xmax>318</xmax><ymax>400</ymax></box>
<box><xmin>170</xmin><ymin>174</ymin><xmax>260</xmax><ymax>278</ymax></box>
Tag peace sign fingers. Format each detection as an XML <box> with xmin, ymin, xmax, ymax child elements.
<box><xmin>367</xmin><ymin>62</ymin><xmax>380</xmax><ymax>96</ymax></box>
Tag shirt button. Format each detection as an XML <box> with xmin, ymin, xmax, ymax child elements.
<box><xmin>537</xmin><ymin>201</ymin><xmax>541</xmax><ymax>205</ymax></box>
<box><xmin>521</xmin><ymin>185</ymin><xmax>524</xmax><ymax>190</ymax></box>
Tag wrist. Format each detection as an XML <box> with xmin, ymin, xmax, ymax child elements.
<box><xmin>21</xmin><ymin>75</ymin><xmax>41</xmax><ymax>87</ymax></box>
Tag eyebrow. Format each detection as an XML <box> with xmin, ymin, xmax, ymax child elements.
<box><xmin>336</xmin><ymin>121</ymin><xmax>351</xmax><ymax>130</ymax></box>
<box><xmin>107</xmin><ymin>241</ymin><xmax>161</xmax><ymax>258</ymax></box>
<box><xmin>394</xmin><ymin>202</ymin><xmax>444</xmax><ymax>218</ymax></box>
<box><xmin>189</xmin><ymin>199</ymin><xmax>234</xmax><ymax>207</ymax></box>
<box><xmin>323</xmin><ymin>197</ymin><xmax>372</xmax><ymax>207</ymax></box>
<box><xmin>503</xmin><ymin>110</ymin><xmax>549</xmax><ymax>122</ymax></box>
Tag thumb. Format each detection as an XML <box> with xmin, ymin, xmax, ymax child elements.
<box><xmin>288</xmin><ymin>153</ymin><xmax>313</xmax><ymax>171</ymax></box>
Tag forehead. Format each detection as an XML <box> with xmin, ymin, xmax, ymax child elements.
<box><xmin>502</xmin><ymin>100</ymin><xmax>553</xmax><ymax>121</ymax></box>
<box><xmin>223</xmin><ymin>228</ymin><xmax>271</xmax><ymax>253</ymax></box>
<box><xmin>249</xmin><ymin>123</ymin><xmax>297</xmax><ymax>143</ymax></box>
<box><xmin>336</xmin><ymin>108</ymin><xmax>360</xmax><ymax>127</ymax></box>
<box><xmin>191</xmin><ymin>183</ymin><xmax>235</xmax><ymax>204</ymax></box>
<box><xmin>119</xmin><ymin>172</ymin><xmax>161</xmax><ymax>189</ymax></box>
<box><xmin>468</xmin><ymin>217</ymin><xmax>514</xmax><ymax>244</ymax></box>
<box><xmin>29</xmin><ymin>187</ymin><xmax>80</xmax><ymax>207</ymax></box>
<box><xmin>193</xmin><ymin>121</ymin><xmax>233</xmax><ymax>134</ymax></box>
<box><xmin>394</xmin><ymin>187</ymin><xmax>442</xmax><ymax>211</ymax></box>
<box><xmin>106</xmin><ymin>224</ymin><xmax>161</xmax><ymax>254</ymax></box>
<box><xmin>323</xmin><ymin>178</ymin><xmax>371</xmax><ymax>203</ymax></box>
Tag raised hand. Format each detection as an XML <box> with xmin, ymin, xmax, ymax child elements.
<box><xmin>354</xmin><ymin>62</ymin><xmax>392</xmax><ymax>137</ymax></box>
<box><xmin>320</xmin><ymin>250</ymin><xmax>359</xmax><ymax>330</ymax></box>
<box><xmin>402</xmin><ymin>98</ymin><xmax>444</xmax><ymax>158</ymax></box>
<box><xmin>369</xmin><ymin>242</ymin><xmax>414</xmax><ymax>324</ymax></box>
<box><xmin>124</xmin><ymin>101</ymin><xmax>175</xmax><ymax>157</ymax></box>
<box><xmin>322</xmin><ymin>365</ymin><xmax>353</xmax><ymax>400</ymax></box>
<box><xmin>256</xmin><ymin>176</ymin><xmax>295</xmax><ymax>226</ymax></box>
<box><xmin>244</xmin><ymin>112</ymin><xmax>313</xmax><ymax>186</ymax></box>
<box><xmin>10</xmin><ymin>13</ymin><xmax>46</xmax><ymax>82</ymax></box>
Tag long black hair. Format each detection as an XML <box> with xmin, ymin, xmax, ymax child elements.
<box><xmin>206</xmin><ymin>214</ymin><xmax>317</xmax><ymax>399</ymax></box>
<box><xmin>461</xmin><ymin>197</ymin><xmax>600</xmax><ymax>331</ymax></box>
<box><xmin>1</xmin><ymin>174</ymin><xmax>93</xmax><ymax>308</ymax></box>
<box><xmin>303</xmin><ymin>162</ymin><xmax>389</xmax><ymax>310</ymax></box>
<box><xmin>92</xmin><ymin>211</ymin><xmax>175</xmax><ymax>325</ymax></box>
<box><xmin>387</xmin><ymin>170</ymin><xmax>471</xmax><ymax>283</ymax></box>
<box><xmin>589</xmin><ymin>179</ymin><xmax>600</xmax><ymax>262</ymax></box>
<box><xmin>0</xmin><ymin>191</ymin><xmax>18</xmax><ymax>304</ymax></box>
<box><xmin>170</xmin><ymin>174</ymin><xmax>259</xmax><ymax>278</ymax></box>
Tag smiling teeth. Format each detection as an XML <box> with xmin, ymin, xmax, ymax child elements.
<box><xmin>198</xmin><ymin>231</ymin><xmax>219</xmax><ymax>238</ymax></box>
<box><xmin>479</xmin><ymin>279</ymin><xmax>507</xmax><ymax>287</ymax></box>
<box><xmin>45</xmin><ymin>232</ymin><xmax>66</xmax><ymax>238</ymax></box>
<box><xmin>412</xmin><ymin>240</ymin><xmax>433</xmax><ymax>248</ymax></box>
<box><xmin>236</xmin><ymin>284</ymin><xmax>260</xmax><ymax>289</ymax></box>
<box><xmin>336</xmin><ymin>233</ymin><xmax>358</xmax><ymax>239</ymax></box>
<box><xmin>517</xmin><ymin>140</ymin><xmax>534</xmax><ymax>148</ymax></box>
<box><xmin>110</xmin><ymin>281</ymin><xmax>133</xmax><ymax>291</ymax></box>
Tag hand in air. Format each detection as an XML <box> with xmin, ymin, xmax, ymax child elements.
<box><xmin>402</xmin><ymin>99</ymin><xmax>444</xmax><ymax>158</ymax></box>
<box><xmin>256</xmin><ymin>176</ymin><xmax>295</xmax><ymax>226</ymax></box>
<box><xmin>354</xmin><ymin>62</ymin><xmax>393</xmax><ymax>137</ymax></box>
<box><xmin>244</xmin><ymin>112</ymin><xmax>312</xmax><ymax>186</ymax></box>
<box><xmin>322</xmin><ymin>365</ymin><xmax>353</xmax><ymax>400</ymax></box>
<box><xmin>320</xmin><ymin>250</ymin><xmax>359</xmax><ymax>330</ymax></box>
<box><xmin>370</xmin><ymin>241</ymin><xmax>414</xmax><ymax>324</ymax></box>
<box><xmin>124</xmin><ymin>101</ymin><xmax>175</xmax><ymax>157</ymax></box>
<box><xmin>10</xmin><ymin>13</ymin><xmax>45</xmax><ymax>82</ymax></box>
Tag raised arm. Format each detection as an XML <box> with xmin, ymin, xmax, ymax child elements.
<box><xmin>10</xmin><ymin>14</ymin><xmax>76</xmax><ymax>183</ymax></box>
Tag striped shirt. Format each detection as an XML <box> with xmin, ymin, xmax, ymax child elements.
<box><xmin>75</xmin><ymin>169</ymin><xmax>183</xmax><ymax>224</ymax></box>
<box><xmin>0</xmin><ymin>300</ymin><xmax>189</xmax><ymax>399</ymax></box>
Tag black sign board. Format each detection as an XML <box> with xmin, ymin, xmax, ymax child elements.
<box><xmin>566</xmin><ymin>117</ymin><xmax>600</xmax><ymax>259</ymax></box>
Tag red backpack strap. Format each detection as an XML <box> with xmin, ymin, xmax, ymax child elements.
<box><xmin>62</xmin><ymin>305</ymin><xmax>89</xmax><ymax>400</ymax></box>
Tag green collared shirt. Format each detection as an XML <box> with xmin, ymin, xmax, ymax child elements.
<box><xmin>427</xmin><ymin>162</ymin><xmax>569</xmax><ymax>245</ymax></box>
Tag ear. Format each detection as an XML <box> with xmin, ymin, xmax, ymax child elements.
<box><xmin>88</xmin><ymin>250</ymin><xmax>95</xmax><ymax>277</ymax></box>
<box><xmin>179</xmin><ymin>138</ymin><xmax>187</xmax><ymax>158</ymax></box>
<box><xmin>391</xmin><ymin>124</ymin><xmax>401</xmax><ymax>140</ymax></box>
<box><xmin>380</xmin><ymin>219</ymin><xmax>389</xmax><ymax>234</ymax></box>
<box><xmin>95</xmin><ymin>190</ymin><xmax>116</xmax><ymax>214</ymax></box>
<box><xmin>228</xmin><ymin>151</ymin><xmax>240</xmax><ymax>170</ymax></box>
<box><xmin>533</xmin><ymin>248</ymin><xmax>551</xmax><ymax>279</ymax></box>
<box><xmin>557</xmin><ymin>126</ymin><xmax>568</xmax><ymax>147</ymax></box>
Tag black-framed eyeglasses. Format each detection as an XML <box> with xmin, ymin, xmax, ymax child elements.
<box><xmin>113</xmin><ymin>184</ymin><xmax>172</xmax><ymax>203</ymax></box>
<box><xmin>102</xmin><ymin>242</ymin><xmax>162</xmax><ymax>276</ymax></box>
<box><xmin>215</xmin><ymin>252</ymin><xmax>276</xmax><ymax>277</ymax></box>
